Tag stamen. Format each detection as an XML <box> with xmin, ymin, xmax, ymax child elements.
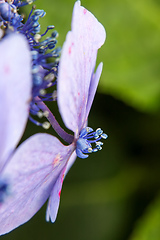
<box><xmin>15</xmin><ymin>0</ymin><xmax>35</xmax><ymax>8</ymax></box>
<box><xmin>35</xmin><ymin>97</ymin><xmax>74</xmax><ymax>144</ymax></box>
<box><xmin>52</xmin><ymin>90</ymin><xmax>57</xmax><ymax>101</ymax></box>
<box><xmin>101</xmin><ymin>133</ymin><xmax>108</xmax><ymax>139</ymax></box>
<box><xmin>0</xmin><ymin>1</ymin><xmax>61</xmax><ymax>133</ymax></box>
<box><xmin>41</xmin><ymin>25</ymin><xmax>55</xmax><ymax>37</ymax></box>
<box><xmin>29</xmin><ymin>116</ymin><xmax>42</xmax><ymax>126</ymax></box>
<box><xmin>34</xmin><ymin>33</ymin><xmax>41</xmax><ymax>42</ymax></box>
<box><xmin>29</xmin><ymin>115</ymin><xmax>50</xmax><ymax>129</ymax></box>
<box><xmin>76</xmin><ymin>127</ymin><xmax>108</xmax><ymax>159</ymax></box>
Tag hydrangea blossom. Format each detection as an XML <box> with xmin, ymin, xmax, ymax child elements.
<box><xmin>0</xmin><ymin>0</ymin><xmax>107</xmax><ymax>235</ymax></box>
<box><xmin>0</xmin><ymin>33</ymin><xmax>32</xmax><ymax>201</ymax></box>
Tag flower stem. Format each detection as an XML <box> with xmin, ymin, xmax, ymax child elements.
<box><xmin>35</xmin><ymin>97</ymin><xmax>74</xmax><ymax>144</ymax></box>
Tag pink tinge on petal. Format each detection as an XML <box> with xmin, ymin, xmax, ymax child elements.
<box><xmin>0</xmin><ymin>33</ymin><xmax>32</xmax><ymax>170</ymax></box>
<box><xmin>58</xmin><ymin>190</ymin><xmax>61</xmax><ymax>197</ymax></box>
<box><xmin>83</xmin><ymin>8</ymin><xmax>87</xmax><ymax>14</ymax></box>
<box><xmin>0</xmin><ymin>133</ymin><xmax>74</xmax><ymax>235</ymax></box>
<box><xmin>57</xmin><ymin>0</ymin><xmax>106</xmax><ymax>137</ymax></box>
<box><xmin>46</xmin><ymin>150</ymin><xmax>77</xmax><ymax>223</ymax></box>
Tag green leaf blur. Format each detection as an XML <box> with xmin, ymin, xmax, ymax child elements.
<box><xmin>130</xmin><ymin>193</ymin><xmax>160</xmax><ymax>240</ymax></box>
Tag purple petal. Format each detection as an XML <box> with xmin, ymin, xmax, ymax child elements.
<box><xmin>0</xmin><ymin>133</ymin><xmax>74</xmax><ymax>235</ymax></box>
<box><xmin>85</xmin><ymin>62</ymin><xmax>103</xmax><ymax>119</ymax></box>
<box><xmin>0</xmin><ymin>34</ymin><xmax>32</xmax><ymax>170</ymax></box>
<box><xmin>0</xmin><ymin>93</ymin><xmax>6</xmax><ymax>163</ymax></box>
<box><xmin>57</xmin><ymin>0</ymin><xmax>106</xmax><ymax>137</ymax></box>
<box><xmin>46</xmin><ymin>150</ymin><xmax>77</xmax><ymax>222</ymax></box>
<box><xmin>64</xmin><ymin>151</ymin><xmax>77</xmax><ymax>176</ymax></box>
<box><xmin>46</xmin><ymin>168</ymin><xmax>66</xmax><ymax>222</ymax></box>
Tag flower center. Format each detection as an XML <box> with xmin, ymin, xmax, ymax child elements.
<box><xmin>76</xmin><ymin>127</ymin><xmax>108</xmax><ymax>159</ymax></box>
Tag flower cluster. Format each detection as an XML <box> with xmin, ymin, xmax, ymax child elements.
<box><xmin>0</xmin><ymin>0</ymin><xmax>107</xmax><ymax>235</ymax></box>
<box><xmin>0</xmin><ymin>0</ymin><xmax>60</xmax><ymax>127</ymax></box>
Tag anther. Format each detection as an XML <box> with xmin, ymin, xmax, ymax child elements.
<box><xmin>51</xmin><ymin>31</ymin><xmax>58</xmax><ymax>38</ymax></box>
<box><xmin>43</xmin><ymin>110</ymin><xmax>49</xmax><ymax>117</ymax></box>
<box><xmin>96</xmin><ymin>128</ymin><xmax>103</xmax><ymax>135</ymax></box>
<box><xmin>34</xmin><ymin>9</ymin><xmax>46</xmax><ymax>17</ymax></box>
<box><xmin>52</xmin><ymin>90</ymin><xmax>57</xmax><ymax>101</ymax></box>
<box><xmin>42</xmin><ymin>121</ymin><xmax>50</xmax><ymax>129</ymax></box>
<box><xmin>34</xmin><ymin>33</ymin><xmax>41</xmax><ymax>42</ymax></box>
<box><xmin>44</xmin><ymin>72</ymin><xmax>55</xmax><ymax>81</ymax></box>
<box><xmin>101</xmin><ymin>133</ymin><xmax>108</xmax><ymax>139</ymax></box>
<box><xmin>27</xmin><ymin>0</ymin><xmax>34</xmax><ymax>4</ymax></box>
<box><xmin>92</xmin><ymin>149</ymin><xmax>98</xmax><ymax>153</ymax></box>
<box><xmin>96</xmin><ymin>141</ymin><xmax>103</xmax><ymax>146</ymax></box>
<box><xmin>39</xmin><ymin>89</ymin><xmax>46</xmax><ymax>96</ymax></box>
<box><xmin>88</xmin><ymin>147</ymin><xmax>92</xmax><ymax>153</ymax></box>
<box><xmin>7</xmin><ymin>0</ymin><xmax>14</xmax><ymax>4</ymax></box>
<box><xmin>47</xmin><ymin>25</ymin><xmax>55</xmax><ymax>29</ymax></box>
<box><xmin>37</xmin><ymin>111</ymin><xmax>43</xmax><ymax>118</ymax></box>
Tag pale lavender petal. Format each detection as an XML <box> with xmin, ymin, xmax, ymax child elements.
<box><xmin>0</xmin><ymin>34</ymin><xmax>32</xmax><ymax>169</ymax></box>
<box><xmin>46</xmin><ymin>168</ymin><xmax>66</xmax><ymax>222</ymax></box>
<box><xmin>46</xmin><ymin>150</ymin><xmax>77</xmax><ymax>222</ymax></box>
<box><xmin>0</xmin><ymin>133</ymin><xmax>74</xmax><ymax>235</ymax></box>
<box><xmin>64</xmin><ymin>151</ymin><xmax>77</xmax><ymax>176</ymax></box>
<box><xmin>85</xmin><ymin>62</ymin><xmax>103</xmax><ymax>119</ymax></box>
<box><xmin>0</xmin><ymin>93</ymin><xmax>6</xmax><ymax>161</ymax></box>
<box><xmin>57</xmin><ymin>0</ymin><xmax>106</xmax><ymax>137</ymax></box>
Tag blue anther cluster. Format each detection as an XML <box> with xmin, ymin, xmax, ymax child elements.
<box><xmin>0</xmin><ymin>1</ymin><xmax>23</xmax><ymax>28</ymax></box>
<box><xmin>12</xmin><ymin>0</ymin><xmax>35</xmax><ymax>8</ymax></box>
<box><xmin>0</xmin><ymin>0</ymin><xmax>60</xmax><ymax>126</ymax></box>
<box><xmin>76</xmin><ymin>127</ymin><xmax>108</xmax><ymax>159</ymax></box>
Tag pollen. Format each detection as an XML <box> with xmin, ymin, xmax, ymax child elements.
<box><xmin>39</xmin><ymin>89</ymin><xmax>46</xmax><ymax>96</ymax></box>
<box><xmin>43</xmin><ymin>110</ymin><xmax>49</xmax><ymax>118</ymax></box>
<box><xmin>37</xmin><ymin>111</ymin><xmax>43</xmax><ymax>118</ymax></box>
<box><xmin>34</xmin><ymin>33</ymin><xmax>41</xmax><ymax>42</ymax></box>
<box><xmin>42</xmin><ymin>121</ymin><xmax>50</xmax><ymax>129</ymax></box>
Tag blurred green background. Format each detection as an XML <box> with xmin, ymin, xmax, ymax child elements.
<box><xmin>2</xmin><ymin>0</ymin><xmax>160</xmax><ymax>239</ymax></box>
